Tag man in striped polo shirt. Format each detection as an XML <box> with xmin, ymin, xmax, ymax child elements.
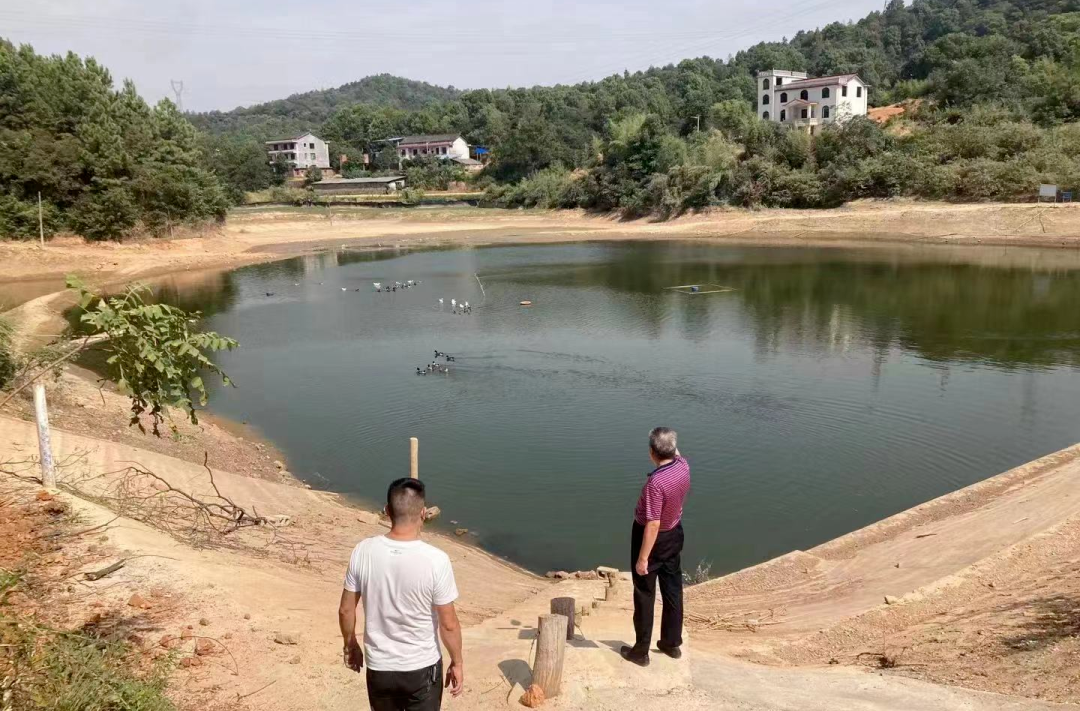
<box><xmin>621</xmin><ymin>427</ymin><xmax>691</xmax><ymax>667</ymax></box>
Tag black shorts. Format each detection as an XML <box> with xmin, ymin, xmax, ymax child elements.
<box><xmin>366</xmin><ymin>658</ymin><xmax>443</xmax><ymax>711</ymax></box>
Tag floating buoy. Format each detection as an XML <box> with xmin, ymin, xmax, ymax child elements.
<box><xmin>520</xmin><ymin>300</ymin><xmax>533</xmax><ymax>306</ymax></box>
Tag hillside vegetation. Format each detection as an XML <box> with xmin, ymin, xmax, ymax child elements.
<box><xmin>2</xmin><ymin>0</ymin><xmax>1080</xmax><ymax>240</ymax></box>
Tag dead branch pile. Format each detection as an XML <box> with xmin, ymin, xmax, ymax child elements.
<box><xmin>62</xmin><ymin>454</ymin><xmax>282</xmax><ymax>549</ymax></box>
<box><xmin>686</xmin><ymin>607</ymin><xmax>786</xmax><ymax>632</ymax></box>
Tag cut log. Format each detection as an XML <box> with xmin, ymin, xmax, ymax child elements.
<box><xmin>532</xmin><ymin>613</ymin><xmax>568</xmax><ymax>698</ymax></box>
<box><xmin>550</xmin><ymin>597</ymin><xmax>576</xmax><ymax>640</ymax></box>
<box><xmin>605</xmin><ymin>577</ymin><xmax>624</xmax><ymax>602</ymax></box>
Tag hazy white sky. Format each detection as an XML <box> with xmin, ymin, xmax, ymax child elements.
<box><xmin>2</xmin><ymin>0</ymin><xmax>882</xmax><ymax>112</ymax></box>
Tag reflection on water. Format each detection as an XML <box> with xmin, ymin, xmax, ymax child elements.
<box><xmin>126</xmin><ymin>242</ymin><xmax>1080</xmax><ymax>573</ymax></box>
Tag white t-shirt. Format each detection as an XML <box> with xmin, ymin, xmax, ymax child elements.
<box><xmin>343</xmin><ymin>535</ymin><xmax>459</xmax><ymax>672</ymax></box>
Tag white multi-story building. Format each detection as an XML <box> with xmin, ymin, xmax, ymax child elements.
<box><xmin>756</xmin><ymin>70</ymin><xmax>868</xmax><ymax>133</ymax></box>
<box><xmin>265</xmin><ymin>132</ymin><xmax>331</xmax><ymax>175</ymax></box>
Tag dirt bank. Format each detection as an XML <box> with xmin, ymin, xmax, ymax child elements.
<box><xmin>686</xmin><ymin>442</ymin><xmax>1080</xmax><ymax>704</ymax></box>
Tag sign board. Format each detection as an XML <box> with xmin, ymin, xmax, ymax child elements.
<box><xmin>1039</xmin><ymin>184</ymin><xmax>1058</xmax><ymax>199</ymax></box>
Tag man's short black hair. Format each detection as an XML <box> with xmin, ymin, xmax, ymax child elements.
<box><xmin>387</xmin><ymin>477</ymin><xmax>426</xmax><ymax>523</ymax></box>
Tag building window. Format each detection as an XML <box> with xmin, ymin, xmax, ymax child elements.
<box><xmin>800</xmin><ymin>89</ymin><xmax>809</xmax><ymax>101</ymax></box>
<box><xmin>780</xmin><ymin>92</ymin><xmax>788</xmax><ymax>103</ymax></box>
<box><xmin>822</xmin><ymin>105</ymin><xmax>830</xmax><ymax>119</ymax></box>
<box><xmin>801</xmin><ymin>108</ymin><xmax>808</xmax><ymax>119</ymax></box>
<box><xmin>822</xmin><ymin>87</ymin><xmax>830</xmax><ymax>98</ymax></box>
<box><xmin>762</xmin><ymin>94</ymin><xmax>770</xmax><ymax>105</ymax></box>
<box><xmin>780</xmin><ymin>109</ymin><xmax>786</xmax><ymax>121</ymax></box>
<box><xmin>763</xmin><ymin>78</ymin><xmax>770</xmax><ymax>90</ymax></box>
<box><xmin>776</xmin><ymin>77</ymin><xmax>783</xmax><ymax>86</ymax></box>
<box><xmin>762</xmin><ymin>111</ymin><xmax>770</xmax><ymax>120</ymax></box>
<box><xmin>856</xmin><ymin>86</ymin><xmax>862</xmax><ymax>98</ymax></box>
<box><xmin>842</xmin><ymin>85</ymin><xmax>848</xmax><ymax>97</ymax></box>
<box><xmin>811</xmin><ymin>106</ymin><xmax>816</xmax><ymax>118</ymax></box>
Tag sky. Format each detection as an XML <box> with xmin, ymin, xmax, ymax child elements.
<box><xmin>2</xmin><ymin>0</ymin><xmax>883</xmax><ymax>113</ymax></box>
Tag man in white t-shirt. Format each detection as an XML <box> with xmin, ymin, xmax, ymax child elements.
<box><xmin>338</xmin><ymin>478</ymin><xmax>464</xmax><ymax>710</ymax></box>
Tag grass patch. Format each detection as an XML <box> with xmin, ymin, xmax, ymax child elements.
<box><xmin>0</xmin><ymin>498</ymin><xmax>176</xmax><ymax>711</ymax></box>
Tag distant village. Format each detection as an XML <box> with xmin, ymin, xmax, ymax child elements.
<box><xmin>264</xmin><ymin>69</ymin><xmax>870</xmax><ymax>196</ymax></box>
<box><xmin>264</xmin><ymin>132</ymin><xmax>485</xmax><ymax>195</ymax></box>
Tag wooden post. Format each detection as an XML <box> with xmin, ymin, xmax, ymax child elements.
<box><xmin>605</xmin><ymin>575</ymin><xmax>624</xmax><ymax>602</ymax></box>
<box><xmin>409</xmin><ymin>437</ymin><xmax>419</xmax><ymax>479</ymax></box>
<box><xmin>37</xmin><ymin>192</ymin><xmax>44</xmax><ymax>247</ymax></box>
<box><xmin>550</xmin><ymin>597</ymin><xmax>576</xmax><ymax>640</ymax></box>
<box><xmin>33</xmin><ymin>382</ymin><xmax>56</xmax><ymax>490</ymax></box>
<box><xmin>532</xmin><ymin>614</ymin><xmax>568</xmax><ymax>698</ymax></box>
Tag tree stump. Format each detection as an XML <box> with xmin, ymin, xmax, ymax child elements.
<box><xmin>532</xmin><ymin>613</ymin><xmax>568</xmax><ymax>698</ymax></box>
<box><xmin>550</xmin><ymin>597</ymin><xmax>576</xmax><ymax>640</ymax></box>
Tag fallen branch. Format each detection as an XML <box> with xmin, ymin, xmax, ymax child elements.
<box><xmin>236</xmin><ymin>680</ymin><xmax>277</xmax><ymax>701</ymax></box>
<box><xmin>49</xmin><ymin>516</ymin><xmax>119</xmax><ymax>540</ymax></box>
<box><xmin>76</xmin><ymin>555</ymin><xmax>179</xmax><ymax>582</ymax></box>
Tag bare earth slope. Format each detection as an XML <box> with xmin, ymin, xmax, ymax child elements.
<box><xmin>687</xmin><ymin>443</ymin><xmax>1080</xmax><ymax>703</ymax></box>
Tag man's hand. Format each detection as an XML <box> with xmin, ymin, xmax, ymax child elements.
<box><xmin>635</xmin><ymin>557</ymin><xmax>649</xmax><ymax>576</ymax></box>
<box><xmin>343</xmin><ymin>638</ymin><xmax>364</xmax><ymax>672</ymax></box>
<box><xmin>445</xmin><ymin>661</ymin><xmax>464</xmax><ymax>697</ymax></box>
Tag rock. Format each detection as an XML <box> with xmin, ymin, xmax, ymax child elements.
<box><xmin>180</xmin><ymin>656</ymin><xmax>203</xmax><ymax>668</ymax></box>
<box><xmin>243</xmin><ymin>613</ymin><xmax>251</xmax><ymax>620</ymax></box>
<box><xmin>596</xmin><ymin>566</ymin><xmax>619</xmax><ymax>577</ymax></box>
<box><xmin>279</xmin><ymin>470</ymin><xmax>292</xmax><ymax>478</ymax></box>
<box><xmin>303</xmin><ymin>483</ymin><xmax>311</xmax><ymax>489</ymax></box>
<box><xmin>544</xmin><ymin>571</ymin><xmax>570</xmax><ymax>579</ymax></box>
<box><xmin>158</xmin><ymin>634</ymin><xmax>178</xmax><ymax>649</ymax></box>
<box><xmin>198</xmin><ymin>618</ymin><xmax>210</xmax><ymax>626</ymax></box>
<box><xmin>35</xmin><ymin>491</ymin><xmax>54</xmax><ymax>502</ymax></box>
<box><xmin>455</xmin><ymin>528</ymin><xmax>469</xmax><ymax>537</ymax></box>
<box><xmin>274</xmin><ymin>632</ymin><xmax>299</xmax><ymax>646</ymax></box>
<box><xmin>356</xmin><ymin>511</ymin><xmax>382</xmax><ymax>526</ymax></box>
<box><xmin>574</xmin><ymin>571</ymin><xmax>600</xmax><ymax>580</ymax></box>
<box><xmin>422</xmin><ymin>506</ymin><xmax>441</xmax><ymax>522</ymax></box>
<box><xmin>288</xmin><ymin>655</ymin><xmax>301</xmax><ymax>665</ymax></box>
<box><xmin>194</xmin><ymin>638</ymin><xmax>216</xmax><ymax>656</ymax></box>
<box><xmin>127</xmin><ymin>593</ymin><xmax>151</xmax><ymax>610</ymax></box>
<box><xmin>520</xmin><ymin>683</ymin><xmax>546</xmax><ymax>708</ymax></box>
<box><xmin>274</xmin><ymin>460</ymin><xmax>284</xmax><ymax>470</ymax></box>
<box><xmin>884</xmin><ymin>595</ymin><xmax>900</xmax><ymax>605</ymax></box>
<box><xmin>180</xmin><ymin>629</ymin><xmax>194</xmax><ymax>640</ymax></box>
<box><xmin>224</xmin><ymin>632</ymin><xmax>233</xmax><ymax>640</ymax></box>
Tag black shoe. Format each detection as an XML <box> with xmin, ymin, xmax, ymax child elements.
<box><xmin>620</xmin><ymin>645</ymin><xmax>650</xmax><ymax>667</ymax></box>
<box><xmin>656</xmin><ymin>642</ymin><xmax>682</xmax><ymax>659</ymax></box>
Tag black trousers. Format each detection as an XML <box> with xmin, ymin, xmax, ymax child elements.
<box><xmin>630</xmin><ymin>521</ymin><xmax>684</xmax><ymax>652</ymax></box>
<box><xmin>366</xmin><ymin>659</ymin><xmax>443</xmax><ymax>711</ymax></box>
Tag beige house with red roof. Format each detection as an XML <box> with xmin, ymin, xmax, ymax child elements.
<box><xmin>756</xmin><ymin>70</ymin><xmax>868</xmax><ymax>133</ymax></box>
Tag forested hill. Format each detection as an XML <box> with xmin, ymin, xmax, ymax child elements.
<box><xmin>188</xmin><ymin>74</ymin><xmax>460</xmax><ymax>137</ymax></box>
<box><xmin>194</xmin><ymin>0</ymin><xmax>1080</xmax><ymax>183</ymax></box>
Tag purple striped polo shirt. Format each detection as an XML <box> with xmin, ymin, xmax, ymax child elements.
<box><xmin>634</xmin><ymin>456</ymin><xmax>691</xmax><ymax>530</ymax></box>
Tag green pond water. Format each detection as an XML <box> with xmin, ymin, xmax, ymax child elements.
<box><xmin>143</xmin><ymin>240</ymin><xmax>1080</xmax><ymax>575</ymax></box>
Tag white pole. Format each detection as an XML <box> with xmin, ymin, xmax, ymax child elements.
<box><xmin>33</xmin><ymin>382</ymin><xmax>56</xmax><ymax>489</ymax></box>
<box><xmin>409</xmin><ymin>437</ymin><xmax>419</xmax><ymax>479</ymax></box>
<box><xmin>38</xmin><ymin>192</ymin><xmax>44</xmax><ymax>247</ymax></box>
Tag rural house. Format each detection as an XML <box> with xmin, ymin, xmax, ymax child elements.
<box><xmin>396</xmin><ymin>134</ymin><xmax>470</xmax><ymax>161</ymax></box>
<box><xmin>756</xmin><ymin>70</ymin><xmax>868</xmax><ymax>133</ymax></box>
<box><xmin>265</xmin><ymin>132</ymin><xmax>331</xmax><ymax>175</ymax></box>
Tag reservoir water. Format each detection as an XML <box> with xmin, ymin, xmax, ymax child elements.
<box><xmin>151</xmin><ymin>241</ymin><xmax>1080</xmax><ymax>575</ymax></box>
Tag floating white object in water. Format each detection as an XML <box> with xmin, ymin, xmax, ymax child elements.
<box><xmin>464</xmin><ymin>301</ymin><xmax>469</xmax><ymax>308</ymax></box>
<box><xmin>451</xmin><ymin>299</ymin><xmax>457</xmax><ymax>306</ymax></box>
<box><xmin>438</xmin><ymin>298</ymin><xmax>444</xmax><ymax>304</ymax></box>
<box><xmin>293</xmin><ymin>283</ymin><xmax>299</xmax><ymax>286</ymax></box>
<box><xmin>341</xmin><ymin>287</ymin><xmax>347</xmax><ymax>291</ymax></box>
<box><xmin>373</xmin><ymin>282</ymin><xmax>381</xmax><ymax>289</ymax></box>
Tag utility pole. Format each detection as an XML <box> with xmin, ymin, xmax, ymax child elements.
<box><xmin>691</xmin><ymin>115</ymin><xmax>701</xmax><ymax>132</ymax></box>
<box><xmin>170</xmin><ymin>79</ymin><xmax>185</xmax><ymax>111</ymax></box>
<box><xmin>37</xmin><ymin>192</ymin><xmax>44</xmax><ymax>247</ymax></box>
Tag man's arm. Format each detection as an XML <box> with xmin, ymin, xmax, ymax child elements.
<box><xmin>435</xmin><ymin>602</ymin><xmax>464</xmax><ymax>697</ymax></box>
<box><xmin>338</xmin><ymin>588</ymin><xmax>364</xmax><ymax>671</ymax></box>
<box><xmin>636</xmin><ymin>520</ymin><xmax>661</xmax><ymax>576</ymax></box>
